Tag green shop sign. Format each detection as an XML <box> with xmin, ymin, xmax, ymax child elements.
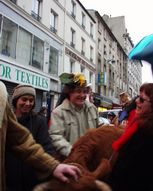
<box><xmin>0</xmin><ymin>62</ymin><xmax>50</xmax><ymax>91</ymax></box>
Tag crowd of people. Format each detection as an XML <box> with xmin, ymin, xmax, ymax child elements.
<box><xmin>1</xmin><ymin>70</ymin><xmax>153</xmax><ymax>191</ymax></box>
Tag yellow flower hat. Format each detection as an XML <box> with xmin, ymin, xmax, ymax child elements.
<box><xmin>59</xmin><ymin>72</ymin><xmax>87</xmax><ymax>87</ymax></box>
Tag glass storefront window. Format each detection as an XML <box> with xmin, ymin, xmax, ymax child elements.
<box><xmin>0</xmin><ymin>17</ymin><xmax>17</xmax><ymax>58</ymax></box>
<box><xmin>16</xmin><ymin>27</ymin><xmax>32</xmax><ymax>66</ymax></box>
<box><xmin>49</xmin><ymin>46</ymin><xmax>58</xmax><ymax>76</ymax></box>
<box><xmin>31</xmin><ymin>36</ymin><xmax>44</xmax><ymax>70</ymax></box>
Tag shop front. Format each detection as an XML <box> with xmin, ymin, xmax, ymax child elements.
<box><xmin>0</xmin><ymin>60</ymin><xmax>50</xmax><ymax>111</ymax></box>
<box><xmin>93</xmin><ymin>93</ymin><xmax>113</xmax><ymax>111</ymax></box>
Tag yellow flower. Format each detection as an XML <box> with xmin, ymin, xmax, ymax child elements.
<box><xmin>73</xmin><ymin>73</ymin><xmax>86</xmax><ymax>86</ymax></box>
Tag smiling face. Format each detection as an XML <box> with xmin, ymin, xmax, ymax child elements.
<box><xmin>69</xmin><ymin>87</ymin><xmax>87</xmax><ymax>108</ymax></box>
<box><xmin>15</xmin><ymin>95</ymin><xmax>35</xmax><ymax>117</ymax></box>
<box><xmin>135</xmin><ymin>91</ymin><xmax>152</xmax><ymax>116</ymax></box>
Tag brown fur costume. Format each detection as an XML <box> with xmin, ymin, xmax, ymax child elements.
<box><xmin>33</xmin><ymin>125</ymin><xmax>123</xmax><ymax>191</ymax></box>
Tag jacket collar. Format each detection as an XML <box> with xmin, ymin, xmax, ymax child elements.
<box><xmin>60</xmin><ymin>98</ymin><xmax>94</xmax><ymax>111</ymax></box>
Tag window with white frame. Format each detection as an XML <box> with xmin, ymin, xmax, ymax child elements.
<box><xmin>31</xmin><ymin>0</ymin><xmax>41</xmax><ymax>21</ymax></box>
<box><xmin>50</xmin><ymin>9</ymin><xmax>58</xmax><ymax>34</ymax></box>
<box><xmin>16</xmin><ymin>27</ymin><xmax>32</xmax><ymax>66</ymax></box>
<box><xmin>90</xmin><ymin>46</ymin><xmax>93</xmax><ymax>62</ymax></box>
<box><xmin>70</xmin><ymin>28</ymin><xmax>76</xmax><ymax>48</ymax></box>
<box><xmin>71</xmin><ymin>0</ymin><xmax>76</xmax><ymax>19</ymax></box>
<box><xmin>81</xmin><ymin>37</ymin><xmax>85</xmax><ymax>56</ymax></box>
<box><xmin>90</xmin><ymin>22</ymin><xmax>93</xmax><ymax>38</ymax></box>
<box><xmin>0</xmin><ymin>17</ymin><xmax>17</xmax><ymax>58</ymax></box>
<box><xmin>49</xmin><ymin>46</ymin><xmax>58</xmax><ymax>76</ymax></box>
<box><xmin>31</xmin><ymin>36</ymin><xmax>44</xmax><ymax>70</ymax></box>
<box><xmin>70</xmin><ymin>59</ymin><xmax>75</xmax><ymax>73</ymax></box>
<box><xmin>82</xmin><ymin>12</ymin><xmax>86</xmax><ymax>29</ymax></box>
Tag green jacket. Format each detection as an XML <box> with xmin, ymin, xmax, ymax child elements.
<box><xmin>0</xmin><ymin>81</ymin><xmax>59</xmax><ymax>191</ymax></box>
<box><xmin>49</xmin><ymin>99</ymin><xmax>99</xmax><ymax>156</ymax></box>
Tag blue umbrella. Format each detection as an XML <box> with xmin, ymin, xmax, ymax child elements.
<box><xmin>129</xmin><ymin>33</ymin><xmax>153</xmax><ymax>74</ymax></box>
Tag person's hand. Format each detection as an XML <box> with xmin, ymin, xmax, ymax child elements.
<box><xmin>53</xmin><ymin>164</ymin><xmax>81</xmax><ymax>183</ymax></box>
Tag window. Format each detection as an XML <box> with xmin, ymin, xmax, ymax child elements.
<box><xmin>49</xmin><ymin>46</ymin><xmax>58</xmax><ymax>76</ymax></box>
<box><xmin>0</xmin><ymin>17</ymin><xmax>17</xmax><ymax>58</ymax></box>
<box><xmin>90</xmin><ymin>22</ymin><xmax>93</xmax><ymax>38</ymax></box>
<box><xmin>81</xmin><ymin>37</ymin><xmax>85</xmax><ymax>56</ymax></box>
<box><xmin>81</xmin><ymin>65</ymin><xmax>85</xmax><ymax>74</ymax></box>
<box><xmin>71</xmin><ymin>0</ymin><xmax>76</xmax><ymax>19</ymax></box>
<box><xmin>31</xmin><ymin>36</ymin><xmax>44</xmax><ymax>70</ymax></box>
<box><xmin>16</xmin><ymin>27</ymin><xmax>32</xmax><ymax>66</ymax></box>
<box><xmin>0</xmin><ymin>14</ymin><xmax>2</xmax><ymax>32</ymax></box>
<box><xmin>82</xmin><ymin>12</ymin><xmax>85</xmax><ymax>29</ymax></box>
<box><xmin>90</xmin><ymin>46</ymin><xmax>93</xmax><ymax>62</ymax></box>
<box><xmin>70</xmin><ymin>59</ymin><xmax>75</xmax><ymax>73</ymax></box>
<box><xmin>98</xmin><ymin>38</ymin><xmax>101</xmax><ymax>51</ymax></box>
<box><xmin>89</xmin><ymin>71</ymin><xmax>93</xmax><ymax>83</ymax></box>
<box><xmin>70</xmin><ymin>28</ymin><xmax>76</xmax><ymax>48</ymax></box>
<box><xmin>50</xmin><ymin>9</ymin><xmax>58</xmax><ymax>34</ymax></box>
<box><xmin>31</xmin><ymin>0</ymin><xmax>41</xmax><ymax>21</ymax></box>
<box><xmin>98</xmin><ymin>21</ymin><xmax>102</xmax><ymax>34</ymax></box>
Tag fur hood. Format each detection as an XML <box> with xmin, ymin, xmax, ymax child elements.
<box><xmin>0</xmin><ymin>81</ymin><xmax>7</xmax><ymax>129</ymax></box>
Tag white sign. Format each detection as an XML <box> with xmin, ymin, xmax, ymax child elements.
<box><xmin>0</xmin><ymin>61</ymin><xmax>50</xmax><ymax>91</ymax></box>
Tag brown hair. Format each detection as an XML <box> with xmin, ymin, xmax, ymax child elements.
<box><xmin>135</xmin><ymin>83</ymin><xmax>153</xmax><ymax>130</ymax></box>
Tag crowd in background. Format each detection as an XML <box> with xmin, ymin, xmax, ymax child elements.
<box><xmin>1</xmin><ymin>71</ymin><xmax>153</xmax><ymax>191</ymax></box>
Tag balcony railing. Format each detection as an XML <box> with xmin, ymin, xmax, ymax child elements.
<box><xmin>50</xmin><ymin>26</ymin><xmax>57</xmax><ymax>34</ymax></box>
<box><xmin>31</xmin><ymin>11</ymin><xmax>41</xmax><ymax>21</ymax></box>
<box><xmin>90</xmin><ymin>58</ymin><xmax>93</xmax><ymax>63</ymax></box>
<box><xmin>10</xmin><ymin>0</ymin><xmax>17</xmax><ymax>4</ymax></box>
<box><xmin>81</xmin><ymin>50</ymin><xmax>85</xmax><ymax>56</ymax></box>
<box><xmin>70</xmin><ymin>42</ymin><xmax>75</xmax><ymax>48</ymax></box>
<box><xmin>71</xmin><ymin>12</ymin><xmax>76</xmax><ymax>19</ymax></box>
<box><xmin>82</xmin><ymin>24</ymin><xmax>85</xmax><ymax>29</ymax></box>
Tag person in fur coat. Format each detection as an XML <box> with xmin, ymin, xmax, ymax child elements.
<box><xmin>0</xmin><ymin>81</ymin><xmax>81</xmax><ymax>191</ymax></box>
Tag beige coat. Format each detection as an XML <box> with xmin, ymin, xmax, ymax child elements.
<box><xmin>49</xmin><ymin>99</ymin><xmax>99</xmax><ymax>157</ymax></box>
<box><xmin>0</xmin><ymin>81</ymin><xmax>59</xmax><ymax>191</ymax></box>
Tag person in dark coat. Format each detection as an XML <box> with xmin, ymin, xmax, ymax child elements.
<box><xmin>5</xmin><ymin>84</ymin><xmax>55</xmax><ymax>191</ymax></box>
<box><xmin>107</xmin><ymin>83</ymin><xmax>153</xmax><ymax>191</ymax></box>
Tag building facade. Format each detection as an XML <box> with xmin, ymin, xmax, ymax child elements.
<box><xmin>0</xmin><ymin>0</ymin><xmax>142</xmax><ymax>111</ymax></box>
<box><xmin>0</xmin><ymin>0</ymin><xmax>96</xmax><ymax>110</ymax></box>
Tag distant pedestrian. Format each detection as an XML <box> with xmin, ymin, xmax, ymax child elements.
<box><xmin>86</xmin><ymin>83</ymin><xmax>94</xmax><ymax>103</ymax></box>
<box><xmin>38</xmin><ymin>106</ymin><xmax>48</xmax><ymax>117</ymax></box>
<box><xmin>107</xmin><ymin>112</ymin><xmax>116</xmax><ymax>124</ymax></box>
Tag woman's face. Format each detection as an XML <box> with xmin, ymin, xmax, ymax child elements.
<box><xmin>135</xmin><ymin>91</ymin><xmax>152</xmax><ymax>115</ymax></box>
<box><xmin>69</xmin><ymin>87</ymin><xmax>87</xmax><ymax>108</ymax></box>
<box><xmin>16</xmin><ymin>95</ymin><xmax>35</xmax><ymax>115</ymax></box>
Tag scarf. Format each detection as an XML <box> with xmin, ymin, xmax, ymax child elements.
<box><xmin>112</xmin><ymin>109</ymin><xmax>138</xmax><ymax>152</ymax></box>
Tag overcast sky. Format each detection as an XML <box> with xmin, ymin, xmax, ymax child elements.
<box><xmin>82</xmin><ymin>0</ymin><xmax>153</xmax><ymax>83</ymax></box>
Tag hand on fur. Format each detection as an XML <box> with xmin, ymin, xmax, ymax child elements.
<box><xmin>33</xmin><ymin>159</ymin><xmax>111</xmax><ymax>191</ymax></box>
<box><xmin>53</xmin><ymin>163</ymin><xmax>81</xmax><ymax>183</ymax></box>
